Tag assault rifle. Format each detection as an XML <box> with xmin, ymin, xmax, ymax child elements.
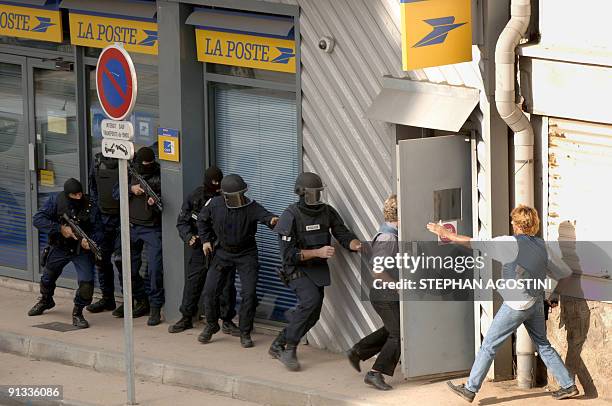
<box><xmin>61</xmin><ymin>213</ymin><xmax>102</xmax><ymax>260</ymax></box>
<box><xmin>128</xmin><ymin>165</ymin><xmax>163</xmax><ymax>212</ymax></box>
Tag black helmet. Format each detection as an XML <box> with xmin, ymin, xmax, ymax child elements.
<box><xmin>221</xmin><ymin>174</ymin><xmax>249</xmax><ymax>208</ymax></box>
<box><xmin>294</xmin><ymin>172</ymin><xmax>325</xmax><ymax>205</ymax></box>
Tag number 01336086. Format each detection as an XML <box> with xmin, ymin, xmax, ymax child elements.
<box><xmin>1</xmin><ymin>385</ymin><xmax>63</xmax><ymax>400</ymax></box>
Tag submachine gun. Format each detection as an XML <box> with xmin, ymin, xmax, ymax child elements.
<box><xmin>128</xmin><ymin>165</ymin><xmax>163</xmax><ymax>212</ymax></box>
<box><xmin>61</xmin><ymin>213</ymin><xmax>102</xmax><ymax>260</ymax></box>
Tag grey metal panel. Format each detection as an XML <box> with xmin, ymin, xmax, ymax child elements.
<box><xmin>186</xmin><ymin>8</ymin><xmax>294</xmax><ymax>37</ymax></box>
<box><xmin>366</xmin><ymin>81</ymin><xmax>479</xmax><ymax>132</ymax></box>
<box><xmin>256</xmin><ymin>0</ymin><xmax>489</xmax><ymax>355</ymax></box>
<box><xmin>59</xmin><ymin>0</ymin><xmax>157</xmax><ymax>19</ymax></box>
<box><xmin>397</xmin><ymin>135</ymin><xmax>474</xmax><ymax>377</ymax></box>
<box><xmin>157</xmin><ymin>1</ymin><xmax>206</xmax><ymax>322</ymax></box>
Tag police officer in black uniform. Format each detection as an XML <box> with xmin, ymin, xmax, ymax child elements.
<box><xmin>169</xmin><ymin>166</ymin><xmax>239</xmax><ymax>335</ymax></box>
<box><xmin>197</xmin><ymin>174</ymin><xmax>278</xmax><ymax>348</ymax></box>
<box><xmin>28</xmin><ymin>178</ymin><xmax>103</xmax><ymax>329</ymax></box>
<box><xmin>86</xmin><ymin>152</ymin><xmax>119</xmax><ymax>313</ymax></box>
<box><xmin>270</xmin><ymin>172</ymin><xmax>361</xmax><ymax>371</ymax></box>
<box><xmin>113</xmin><ymin>146</ymin><xmax>163</xmax><ymax>326</ymax></box>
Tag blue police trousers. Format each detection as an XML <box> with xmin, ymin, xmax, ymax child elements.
<box><xmin>95</xmin><ymin>213</ymin><xmax>120</xmax><ymax>299</ymax></box>
<box><xmin>118</xmin><ymin>224</ymin><xmax>164</xmax><ymax>308</ymax></box>
<box><xmin>282</xmin><ymin>276</ymin><xmax>325</xmax><ymax>345</ymax></box>
<box><xmin>40</xmin><ymin>246</ymin><xmax>95</xmax><ymax>307</ymax></box>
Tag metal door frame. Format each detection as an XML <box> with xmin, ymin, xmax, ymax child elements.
<box><xmin>27</xmin><ymin>56</ymin><xmax>80</xmax><ymax>289</ymax></box>
<box><xmin>0</xmin><ymin>53</ymin><xmax>33</xmax><ymax>281</ymax></box>
<box><xmin>0</xmin><ymin>52</ymin><xmax>81</xmax><ymax>289</ymax></box>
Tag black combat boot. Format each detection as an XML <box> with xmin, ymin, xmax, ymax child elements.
<box><xmin>147</xmin><ymin>307</ymin><xmax>161</xmax><ymax>326</ymax></box>
<box><xmin>72</xmin><ymin>306</ymin><xmax>90</xmax><ymax>329</ymax></box>
<box><xmin>168</xmin><ymin>315</ymin><xmax>193</xmax><ymax>333</ymax></box>
<box><xmin>268</xmin><ymin>332</ymin><xmax>286</xmax><ymax>359</ymax></box>
<box><xmin>240</xmin><ymin>333</ymin><xmax>254</xmax><ymax>348</ymax></box>
<box><xmin>28</xmin><ymin>297</ymin><xmax>55</xmax><ymax>316</ymax></box>
<box><xmin>221</xmin><ymin>320</ymin><xmax>240</xmax><ymax>336</ymax></box>
<box><xmin>198</xmin><ymin>323</ymin><xmax>220</xmax><ymax>344</ymax></box>
<box><xmin>279</xmin><ymin>344</ymin><xmax>300</xmax><ymax>371</ymax></box>
<box><xmin>86</xmin><ymin>297</ymin><xmax>116</xmax><ymax>313</ymax></box>
<box><xmin>133</xmin><ymin>299</ymin><xmax>150</xmax><ymax>318</ymax></box>
<box><xmin>112</xmin><ymin>303</ymin><xmax>124</xmax><ymax>318</ymax></box>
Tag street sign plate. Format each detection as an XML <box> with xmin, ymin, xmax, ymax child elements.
<box><xmin>102</xmin><ymin>138</ymin><xmax>134</xmax><ymax>160</ymax></box>
<box><xmin>96</xmin><ymin>44</ymin><xmax>138</xmax><ymax>121</ymax></box>
<box><xmin>101</xmin><ymin>119</ymin><xmax>134</xmax><ymax>141</ymax></box>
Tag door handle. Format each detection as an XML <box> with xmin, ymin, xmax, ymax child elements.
<box><xmin>28</xmin><ymin>143</ymin><xmax>36</xmax><ymax>171</ymax></box>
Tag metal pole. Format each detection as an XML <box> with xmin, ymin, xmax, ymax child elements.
<box><xmin>118</xmin><ymin>159</ymin><xmax>136</xmax><ymax>405</ymax></box>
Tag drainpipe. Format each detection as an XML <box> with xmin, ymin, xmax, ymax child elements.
<box><xmin>495</xmin><ymin>0</ymin><xmax>535</xmax><ymax>389</ymax></box>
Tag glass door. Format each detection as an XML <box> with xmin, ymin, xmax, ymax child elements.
<box><xmin>0</xmin><ymin>54</ymin><xmax>80</xmax><ymax>285</ymax></box>
<box><xmin>29</xmin><ymin>60</ymin><xmax>80</xmax><ymax>286</ymax></box>
<box><xmin>0</xmin><ymin>56</ymin><xmax>30</xmax><ymax>280</ymax></box>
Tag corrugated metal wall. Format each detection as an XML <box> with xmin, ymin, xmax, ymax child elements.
<box><xmin>262</xmin><ymin>0</ymin><xmax>485</xmax><ymax>352</ymax></box>
<box><xmin>548</xmin><ymin>118</ymin><xmax>612</xmax><ymax>242</ymax></box>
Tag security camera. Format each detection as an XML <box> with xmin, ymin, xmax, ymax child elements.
<box><xmin>318</xmin><ymin>36</ymin><xmax>335</xmax><ymax>53</ymax></box>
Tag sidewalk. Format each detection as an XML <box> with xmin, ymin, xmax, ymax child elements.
<box><xmin>0</xmin><ymin>351</ymin><xmax>258</xmax><ymax>406</ymax></box>
<box><xmin>0</xmin><ymin>280</ymin><xmax>606</xmax><ymax>406</ymax></box>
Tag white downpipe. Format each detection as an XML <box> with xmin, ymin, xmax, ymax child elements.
<box><xmin>495</xmin><ymin>0</ymin><xmax>535</xmax><ymax>389</ymax></box>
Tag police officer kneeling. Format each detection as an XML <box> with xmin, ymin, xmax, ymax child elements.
<box><xmin>28</xmin><ymin>178</ymin><xmax>103</xmax><ymax>329</ymax></box>
<box><xmin>271</xmin><ymin>172</ymin><xmax>361</xmax><ymax>371</ymax></box>
<box><xmin>197</xmin><ymin>174</ymin><xmax>278</xmax><ymax>348</ymax></box>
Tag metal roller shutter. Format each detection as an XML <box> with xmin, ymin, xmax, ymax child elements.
<box><xmin>213</xmin><ymin>84</ymin><xmax>299</xmax><ymax>323</ymax></box>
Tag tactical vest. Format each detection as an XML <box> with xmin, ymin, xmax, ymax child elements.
<box><xmin>288</xmin><ymin>203</ymin><xmax>332</xmax><ymax>284</ymax></box>
<box><xmin>94</xmin><ymin>154</ymin><xmax>119</xmax><ymax>215</ymax></box>
<box><xmin>129</xmin><ymin>169</ymin><xmax>161</xmax><ymax>226</ymax></box>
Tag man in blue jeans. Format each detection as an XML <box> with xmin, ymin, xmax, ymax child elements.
<box><xmin>427</xmin><ymin>205</ymin><xmax>578</xmax><ymax>402</ymax></box>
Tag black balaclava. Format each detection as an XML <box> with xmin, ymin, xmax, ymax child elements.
<box><xmin>63</xmin><ymin>178</ymin><xmax>84</xmax><ymax>209</ymax></box>
<box><xmin>134</xmin><ymin>147</ymin><xmax>156</xmax><ymax>174</ymax></box>
<box><xmin>63</xmin><ymin>178</ymin><xmax>83</xmax><ymax>196</ymax></box>
<box><xmin>203</xmin><ymin>166</ymin><xmax>223</xmax><ymax>195</ymax></box>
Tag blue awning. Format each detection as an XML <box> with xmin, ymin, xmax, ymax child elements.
<box><xmin>4</xmin><ymin>0</ymin><xmax>60</xmax><ymax>7</ymax></box>
<box><xmin>186</xmin><ymin>8</ymin><xmax>294</xmax><ymax>40</ymax></box>
<box><xmin>59</xmin><ymin>0</ymin><xmax>157</xmax><ymax>20</ymax></box>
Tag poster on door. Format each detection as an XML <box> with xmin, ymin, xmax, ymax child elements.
<box><xmin>437</xmin><ymin>220</ymin><xmax>457</xmax><ymax>244</ymax></box>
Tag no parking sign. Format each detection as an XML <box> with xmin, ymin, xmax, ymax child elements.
<box><xmin>96</xmin><ymin>45</ymin><xmax>138</xmax><ymax>121</ymax></box>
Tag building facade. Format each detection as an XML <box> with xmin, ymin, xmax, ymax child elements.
<box><xmin>0</xmin><ymin>0</ymin><xmax>608</xmax><ymax>394</ymax></box>
<box><xmin>0</xmin><ymin>0</ymin><xmax>511</xmax><ymax>381</ymax></box>
<box><xmin>518</xmin><ymin>0</ymin><xmax>612</xmax><ymax>398</ymax></box>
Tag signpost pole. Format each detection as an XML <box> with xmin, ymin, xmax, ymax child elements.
<box><xmin>97</xmin><ymin>43</ymin><xmax>138</xmax><ymax>406</ymax></box>
<box><xmin>118</xmin><ymin>158</ymin><xmax>136</xmax><ymax>405</ymax></box>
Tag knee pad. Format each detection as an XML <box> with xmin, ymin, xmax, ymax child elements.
<box><xmin>78</xmin><ymin>281</ymin><xmax>95</xmax><ymax>301</ymax></box>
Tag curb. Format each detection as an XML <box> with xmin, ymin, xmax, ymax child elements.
<box><xmin>0</xmin><ymin>393</ymin><xmax>96</xmax><ymax>406</ymax></box>
<box><xmin>0</xmin><ymin>331</ymin><xmax>374</xmax><ymax>406</ymax></box>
